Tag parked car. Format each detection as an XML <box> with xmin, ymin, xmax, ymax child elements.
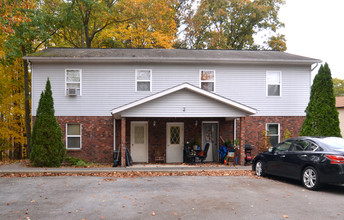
<box><xmin>252</xmin><ymin>137</ymin><xmax>344</xmax><ymax>190</ymax></box>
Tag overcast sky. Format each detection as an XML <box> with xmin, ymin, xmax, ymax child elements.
<box><xmin>279</xmin><ymin>0</ymin><xmax>344</xmax><ymax>79</ymax></box>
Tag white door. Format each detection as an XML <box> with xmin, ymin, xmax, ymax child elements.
<box><xmin>131</xmin><ymin>122</ymin><xmax>148</xmax><ymax>163</ymax></box>
<box><xmin>166</xmin><ymin>123</ymin><xmax>184</xmax><ymax>163</ymax></box>
<box><xmin>202</xmin><ymin>122</ymin><xmax>219</xmax><ymax>162</ymax></box>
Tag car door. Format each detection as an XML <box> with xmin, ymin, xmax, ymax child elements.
<box><xmin>266</xmin><ymin>141</ymin><xmax>292</xmax><ymax>176</ymax></box>
<box><xmin>281</xmin><ymin>140</ymin><xmax>308</xmax><ymax>179</ymax></box>
<box><xmin>281</xmin><ymin>140</ymin><xmax>324</xmax><ymax>180</ymax></box>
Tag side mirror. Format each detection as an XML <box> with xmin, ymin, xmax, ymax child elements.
<box><xmin>268</xmin><ymin>147</ymin><xmax>274</xmax><ymax>153</ymax></box>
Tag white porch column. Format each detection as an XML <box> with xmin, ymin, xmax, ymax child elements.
<box><xmin>113</xmin><ymin>118</ymin><xmax>116</xmax><ymax>151</ymax></box>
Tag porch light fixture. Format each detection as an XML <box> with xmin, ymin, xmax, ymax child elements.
<box><xmin>153</xmin><ymin>121</ymin><xmax>156</xmax><ymax>126</ymax></box>
<box><xmin>195</xmin><ymin>120</ymin><xmax>198</xmax><ymax>126</ymax></box>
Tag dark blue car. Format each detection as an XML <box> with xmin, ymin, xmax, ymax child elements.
<box><xmin>252</xmin><ymin>137</ymin><xmax>344</xmax><ymax>190</ymax></box>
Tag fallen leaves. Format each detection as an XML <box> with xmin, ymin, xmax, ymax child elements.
<box><xmin>0</xmin><ymin>170</ymin><xmax>254</xmax><ymax>178</ymax></box>
<box><xmin>103</xmin><ymin>178</ymin><xmax>117</xmax><ymax>182</ymax></box>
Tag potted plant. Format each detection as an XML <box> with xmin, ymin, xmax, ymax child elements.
<box><xmin>193</xmin><ymin>135</ymin><xmax>201</xmax><ymax>150</ymax></box>
<box><xmin>234</xmin><ymin>139</ymin><xmax>240</xmax><ymax>149</ymax></box>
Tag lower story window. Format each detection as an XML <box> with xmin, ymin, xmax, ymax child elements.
<box><xmin>267</xmin><ymin>123</ymin><xmax>280</xmax><ymax>147</ymax></box>
<box><xmin>66</xmin><ymin>124</ymin><xmax>81</xmax><ymax>149</ymax></box>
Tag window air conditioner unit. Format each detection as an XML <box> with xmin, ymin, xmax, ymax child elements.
<box><xmin>67</xmin><ymin>88</ymin><xmax>77</xmax><ymax>96</ymax></box>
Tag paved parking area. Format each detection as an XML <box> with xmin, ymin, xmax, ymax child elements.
<box><xmin>1</xmin><ymin>175</ymin><xmax>344</xmax><ymax>220</ymax></box>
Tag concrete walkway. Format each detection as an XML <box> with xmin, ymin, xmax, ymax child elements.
<box><xmin>0</xmin><ymin>162</ymin><xmax>251</xmax><ymax>174</ymax></box>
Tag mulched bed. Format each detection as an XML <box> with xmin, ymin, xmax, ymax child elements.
<box><xmin>1</xmin><ymin>160</ymin><xmax>256</xmax><ymax>178</ymax></box>
<box><xmin>0</xmin><ymin>170</ymin><xmax>255</xmax><ymax>178</ymax></box>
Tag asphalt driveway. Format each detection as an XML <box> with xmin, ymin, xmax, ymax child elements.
<box><xmin>1</xmin><ymin>175</ymin><xmax>344</xmax><ymax>220</ymax></box>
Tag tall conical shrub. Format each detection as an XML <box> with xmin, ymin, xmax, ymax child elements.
<box><xmin>300</xmin><ymin>63</ymin><xmax>341</xmax><ymax>137</ymax></box>
<box><xmin>30</xmin><ymin>78</ymin><xmax>66</xmax><ymax>167</ymax></box>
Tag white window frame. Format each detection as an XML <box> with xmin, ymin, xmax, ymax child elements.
<box><xmin>266</xmin><ymin>71</ymin><xmax>282</xmax><ymax>97</ymax></box>
<box><xmin>199</xmin><ymin>70</ymin><xmax>216</xmax><ymax>92</ymax></box>
<box><xmin>66</xmin><ymin>123</ymin><xmax>82</xmax><ymax>150</ymax></box>
<box><xmin>135</xmin><ymin>69</ymin><xmax>152</xmax><ymax>92</ymax></box>
<box><xmin>65</xmin><ymin>69</ymin><xmax>82</xmax><ymax>96</ymax></box>
<box><xmin>266</xmin><ymin>123</ymin><xmax>280</xmax><ymax>146</ymax></box>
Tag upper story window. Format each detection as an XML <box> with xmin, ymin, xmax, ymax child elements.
<box><xmin>266</xmin><ymin>71</ymin><xmax>281</xmax><ymax>96</ymax></box>
<box><xmin>200</xmin><ymin>70</ymin><xmax>215</xmax><ymax>92</ymax></box>
<box><xmin>136</xmin><ymin>69</ymin><xmax>152</xmax><ymax>92</ymax></box>
<box><xmin>66</xmin><ymin>124</ymin><xmax>81</xmax><ymax>149</ymax></box>
<box><xmin>66</xmin><ymin>69</ymin><xmax>81</xmax><ymax>96</ymax></box>
<box><xmin>266</xmin><ymin>123</ymin><xmax>280</xmax><ymax>147</ymax></box>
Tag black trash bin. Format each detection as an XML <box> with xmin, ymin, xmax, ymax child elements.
<box><xmin>113</xmin><ymin>148</ymin><xmax>133</xmax><ymax>167</ymax></box>
<box><xmin>113</xmin><ymin>150</ymin><xmax>120</xmax><ymax>167</ymax></box>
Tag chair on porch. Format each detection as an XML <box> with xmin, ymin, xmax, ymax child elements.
<box><xmin>184</xmin><ymin>146</ymin><xmax>197</xmax><ymax>164</ymax></box>
<box><xmin>196</xmin><ymin>143</ymin><xmax>210</xmax><ymax>163</ymax></box>
<box><xmin>155</xmin><ymin>147</ymin><xmax>165</xmax><ymax>163</ymax></box>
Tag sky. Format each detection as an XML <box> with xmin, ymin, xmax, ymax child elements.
<box><xmin>278</xmin><ymin>0</ymin><xmax>344</xmax><ymax>80</ymax></box>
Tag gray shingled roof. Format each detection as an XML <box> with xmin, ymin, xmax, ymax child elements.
<box><xmin>24</xmin><ymin>48</ymin><xmax>320</xmax><ymax>64</ymax></box>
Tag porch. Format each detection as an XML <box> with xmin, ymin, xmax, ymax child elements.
<box><xmin>114</xmin><ymin>117</ymin><xmax>242</xmax><ymax>166</ymax></box>
<box><xmin>111</xmin><ymin>83</ymin><xmax>257</xmax><ymax>167</ymax></box>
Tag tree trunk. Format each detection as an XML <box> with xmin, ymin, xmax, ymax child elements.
<box><xmin>22</xmin><ymin>56</ymin><xmax>31</xmax><ymax>155</ymax></box>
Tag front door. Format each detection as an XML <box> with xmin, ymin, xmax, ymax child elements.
<box><xmin>202</xmin><ymin>122</ymin><xmax>219</xmax><ymax>162</ymax></box>
<box><xmin>131</xmin><ymin>122</ymin><xmax>148</xmax><ymax>163</ymax></box>
<box><xmin>166</xmin><ymin>123</ymin><xmax>184</xmax><ymax>163</ymax></box>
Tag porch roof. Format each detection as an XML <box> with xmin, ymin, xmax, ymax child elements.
<box><xmin>111</xmin><ymin>83</ymin><xmax>257</xmax><ymax>118</ymax></box>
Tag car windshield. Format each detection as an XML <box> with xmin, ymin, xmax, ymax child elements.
<box><xmin>316</xmin><ymin>137</ymin><xmax>344</xmax><ymax>150</ymax></box>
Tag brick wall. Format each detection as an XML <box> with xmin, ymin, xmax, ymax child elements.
<box><xmin>238</xmin><ymin>116</ymin><xmax>305</xmax><ymax>164</ymax></box>
<box><xmin>35</xmin><ymin>115</ymin><xmax>305</xmax><ymax>165</ymax></box>
<box><xmin>57</xmin><ymin>116</ymin><xmax>114</xmax><ymax>163</ymax></box>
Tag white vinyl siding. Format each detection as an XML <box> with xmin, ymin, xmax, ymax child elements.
<box><xmin>136</xmin><ymin>69</ymin><xmax>152</xmax><ymax>92</ymax></box>
<box><xmin>121</xmin><ymin>89</ymin><xmax>248</xmax><ymax>118</ymax></box>
<box><xmin>66</xmin><ymin>124</ymin><xmax>82</xmax><ymax>149</ymax></box>
<box><xmin>65</xmin><ymin>69</ymin><xmax>82</xmax><ymax>96</ymax></box>
<box><xmin>266</xmin><ymin>71</ymin><xmax>281</xmax><ymax>96</ymax></box>
<box><xmin>31</xmin><ymin>63</ymin><xmax>311</xmax><ymax>117</ymax></box>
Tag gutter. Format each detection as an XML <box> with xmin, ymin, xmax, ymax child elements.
<box><xmin>23</xmin><ymin>56</ymin><xmax>321</xmax><ymax>65</ymax></box>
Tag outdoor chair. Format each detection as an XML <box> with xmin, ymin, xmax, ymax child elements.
<box><xmin>155</xmin><ymin>147</ymin><xmax>165</xmax><ymax>163</ymax></box>
<box><xmin>184</xmin><ymin>146</ymin><xmax>197</xmax><ymax>164</ymax></box>
<box><xmin>196</xmin><ymin>143</ymin><xmax>210</xmax><ymax>162</ymax></box>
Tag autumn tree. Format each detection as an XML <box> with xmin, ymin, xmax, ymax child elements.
<box><xmin>49</xmin><ymin>0</ymin><xmax>178</xmax><ymax>49</ymax></box>
<box><xmin>30</xmin><ymin>78</ymin><xmax>65</xmax><ymax>167</ymax></box>
<box><xmin>47</xmin><ymin>0</ymin><xmax>129</xmax><ymax>48</ymax></box>
<box><xmin>333</xmin><ymin>78</ymin><xmax>344</xmax><ymax>96</ymax></box>
<box><xmin>181</xmin><ymin>0</ymin><xmax>286</xmax><ymax>50</ymax></box>
<box><xmin>300</xmin><ymin>63</ymin><xmax>341</xmax><ymax>137</ymax></box>
<box><xmin>0</xmin><ymin>0</ymin><xmax>60</xmax><ymax>156</ymax></box>
<box><xmin>95</xmin><ymin>0</ymin><xmax>177</xmax><ymax>48</ymax></box>
<box><xmin>0</xmin><ymin>34</ymin><xmax>27</xmax><ymax>159</ymax></box>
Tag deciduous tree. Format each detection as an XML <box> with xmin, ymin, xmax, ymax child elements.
<box><xmin>181</xmin><ymin>0</ymin><xmax>285</xmax><ymax>50</ymax></box>
<box><xmin>49</xmin><ymin>0</ymin><xmax>130</xmax><ymax>48</ymax></box>
<box><xmin>0</xmin><ymin>35</ymin><xmax>27</xmax><ymax>158</ymax></box>
<box><xmin>333</xmin><ymin>78</ymin><xmax>344</xmax><ymax>96</ymax></box>
<box><xmin>300</xmin><ymin>63</ymin><xmax>341</xmax><ymax>137</ymax></box>
<box><xmin>0</xmin><ymin>0</ymin><xmax>60</xmax><ymax>155</ymax></box>
<box><xmin>95</xmin><ymin>0</ymin><xmax>177</xmax><ymax>48</ymax></box>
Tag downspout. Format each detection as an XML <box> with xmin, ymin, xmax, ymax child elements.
<box><xmin>310</xmin><ymin>62</ymin><xmax>320</xmax><ymax>88</ymax></box>
<box><xmin>311</xmin><ymin>62</ymin><xmax>319</xmax><ymax>71</ymax></box>
<box><xmin>234</xmin><ymin>118</ymin><xmax>237</xmax><ymax>142</ymax></box>
<box><xmin>113</xmin><ymin>118</ymin><xmax>116</xmax><ymax>152</ymax></box>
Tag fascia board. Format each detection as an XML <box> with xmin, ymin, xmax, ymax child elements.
<box><xmin>24</xmin><ymin>56</ymin><xmax>321</xmax><ymax>65</ymax></box>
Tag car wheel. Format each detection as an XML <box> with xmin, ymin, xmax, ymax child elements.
<box><xmin>255</xmin><ymin>160</ymin><xmax>265</xmax><ymax>177</ymax></box>
<box><xmin>302</xmin><ymin>166</ymin><xmax>321</xmax><ymax>190</ymax></box>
